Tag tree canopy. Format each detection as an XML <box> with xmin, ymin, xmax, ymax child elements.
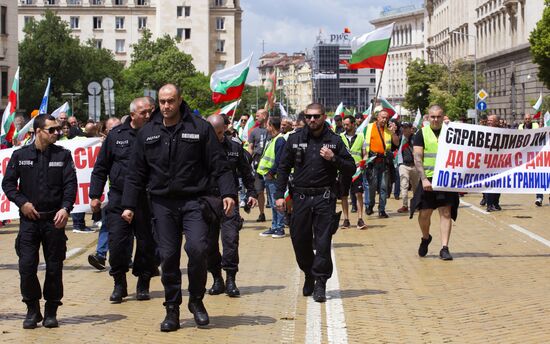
<box><xmin>529</xmin><ymin>0</ymin><xmax>550</xmax><ymax>90</ymax></box>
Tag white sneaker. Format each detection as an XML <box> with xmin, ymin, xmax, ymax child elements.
<box><xmin>535</xmin><ymin>198</ymin><xmax>543</xmax><ymax>207</ymax></box>
<box><xmin>239</xmin><ymin>201</ymin><xmax>246</xmax><ymax>208</ymax></box>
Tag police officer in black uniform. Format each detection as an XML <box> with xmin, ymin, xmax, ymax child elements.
<box><xmin>2</xmin><ymin>114</ymin><xmax>77</xmax><ymax>329</ymax></box>
<box><xmin>121</xmin><ymin>84</ymin><xmax>236</xmax><ymax>332</ymax></box>
<box><xmin>89</xmin><ymin>97</ymin><xmax>157</xmax><ymax>303</ymax></box>
<box><xmin>275</xmin><ymin>103</ymin><xmax>355</xmax><ymax>302</ymax></box>
<box><xmin>206</xmin><ymin>115</ymin><xmax>258</xmax><ymax>297</ymax></box>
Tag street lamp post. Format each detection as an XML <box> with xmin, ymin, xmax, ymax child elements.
<box><xmin>61</xmin><ymin>92</ymin><xmax>82</xmax><ymax>115</ymax></box>
<box><xmin>451</xmin><ymin>30</ymin><xmax>477</xmax><ymax>123</ymax></box>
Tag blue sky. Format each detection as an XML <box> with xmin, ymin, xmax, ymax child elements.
<box><xmin>241</xmin><ymin>0</ymin><xmax>424</xmax><ymax>82</ymax></box>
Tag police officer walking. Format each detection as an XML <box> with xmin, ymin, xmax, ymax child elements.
<box><xmin>121</xmin><ymin>84</ymin><xmax>236</xmax><ymax>332</ymax></box>
<box><xmin>2</xmin><ymin>114</ymin><xmax>77</xmax><ymax>329</ymax></box>
<box><xmin>275</xmin><ymin>103</ymin><xmax>355</xmax><ymax>302</ymax></box>
<box><xmin>89</xmin><ymin>97</ymin><xmax>157</xmax><ymax>303</ymax></box>
<box><xmin>206</xmin><ymin>115</ymin><xmax>258</xmax><ymax>297</ymax></box>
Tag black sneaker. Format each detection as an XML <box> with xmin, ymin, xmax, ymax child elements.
<box><xmin>365</xmin><ymin>207</ymin><xmax>374</xmax><ymax>216</ymax></box>
<box><xmin>313</xmin><ymin>280</ymin><xmax>326</xmax><ymax>303</ymax></box>
<box><xmin>378</xmin><ymin>211</ymin><xmax>389</xmax><ymax>219</ymax></box>
<box><xmin>88</xmin><ymin>254</ymin><xmax>106</xmax><ymax>271</ymax></box>
<box><xmin>341</xmin><ymin>219</ymin><xmax>351</xmax><ymax>229</ymax></box>
<box><xmin>439</xmin><ymin>246</ymin><xmax>453</xmax><ymax>261</ymax></box>
<box><xmin>256</xmin><ymin>213</ymin><xmax>266</xmax><ymax>222</ymax></box>
<box><xmin>480</xmin><ymin>197</ymin><xmax>487</xmax><ymax>206</ymax></box>
<box><xmin>418</xmin><ymin>234</ymin><xmax>432</xmax><ymax>257</ymax></box>
<box><xmin>486</xmin><ymin>205</ymin><xmax>497</xmax><ymax>212</ymax></box>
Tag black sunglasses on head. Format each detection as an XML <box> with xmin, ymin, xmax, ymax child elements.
<box><xmin>304</xmin><ymin>114</ymin><xmax>322</xmax><ymax>120</ymax></box>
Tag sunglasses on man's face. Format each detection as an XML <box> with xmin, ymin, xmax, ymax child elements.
<box><xmin>304</xmin><ymin>114</ymin><xmax>322</xmax><ymax>120</ymax></box>
<box><xmin>44</xmin><ymin>126</ymin><xmax>61</xmax><ymax>134</ymax></box>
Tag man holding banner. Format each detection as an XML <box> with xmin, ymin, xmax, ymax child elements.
<box><xmin>2</xmin><ymin>114</ymin><xmax>77</xmax><ymax>329</ymax></box>
<box><xmin>410</xmin><ymin>105</ymin><xmax>459</xmax><ymax>261</ymax></box>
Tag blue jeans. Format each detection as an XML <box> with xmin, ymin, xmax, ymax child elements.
<box><xmin>71</xmin><ymin>212</ymin><xmax>86</xmax><ymax>229</ymax></box>
<box><xmin>96</xmin><ymin>209</ymin><xmax>109</xmax><ymax>258</ymax></box>
<box><xmin>265</xmin><ymin>179</ymin><xmax>284</xmax><ymax>231</ymax></box>
<box><xmin>362</xmin><ymin>170</ymin><xmax>370</xmax><ymax>208</ymax></box>
<box><xmin>368</xmin><ymin>162</ymin><xmax>389</xmax><ymax>212</ymax></box>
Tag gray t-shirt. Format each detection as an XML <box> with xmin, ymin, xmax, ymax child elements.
<box><xmin>249</xmin><ymin>127</ymin><xmax>271</xmax><ymax>158</ymax></box>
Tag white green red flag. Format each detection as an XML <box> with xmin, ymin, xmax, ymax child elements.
<box><xmin>413</xmin><ymin>108</ymin><xmax>422</xmax><ymax>129</ymax></box>
<box><xmin>335</xmin><ymin>102</ymin><xmax>345</xmax><ymax>118</ymax></box>
<box><xmin>379</xmin><ymin>96</ymin><xmax>397</xmax><ymax>117</ymax></box>
<box><xmin>17</xmin><ymin>102</ymin><xmax>70</xmax><ymax>143</ymax></box>
<box><xmin>340</xmin><ymin>23</ymin><xmax>394</xmax><ymax>70</ymax></box>
<box><xmin>1</xmin><ymin>67</ymin><xmax>20</xmax><ymax>144</ymax></box>
<box><xmin>214</xmin><ymin>99</ymin><xmax>241</xmax><ymax>119</ymax></box>
<box><xmin>533</xmin><ymin>92</ymin><xmax>543</xmax><ymax>119</ymax></box>
<box><xmin>210</xmin><ymin>53</ymin><xmax>252</xmax><ymax>104</ymax></box>
<box><xmin>240</xmin><ymin>114</ymin><xmax>257</xmax><ymax>142</ymax></box>
<box><xmin>356</xmin><ymin>104</ymin><xmax>372</xmax><ymax>135</ymax></box>
<box><xmin>351</xmin><ymin>156</ymin><xmax>376</xmax><ymax>182</ymax></box>
<box><xmin>544</xmin><ymin>111</ymin><xmax>550</xmax><ymax>127</ymax></box>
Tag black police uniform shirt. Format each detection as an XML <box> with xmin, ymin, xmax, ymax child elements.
<box><xmin>275</xmin><ymin>123</ymin><xmax>355</xmax><ymax>200</ymax></box>
<box><xmin>2</xmin><ymin>143</ymin><xmax>77</xmax><ymax>213</ymax></box>
<box><xmin>220</xmin><ymin>135</ymin><xmax>257</xmax><ymax>199</ymax></box>
<box><xmin>122</xmin><ymin>101</ymin><xmax>236</xmax><ymax>210</ymax></box>
<box><xmin>89</xmin><ymin>118</ymin><xmax>139</xmax><ymax>199</ymax></box>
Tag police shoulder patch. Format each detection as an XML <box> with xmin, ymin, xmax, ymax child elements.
<box><xmin>231</xmin><ymin>136</ymin><xmax>242</xmax><ymax>144</ymax></box>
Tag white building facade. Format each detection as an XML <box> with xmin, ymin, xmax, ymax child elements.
<box><xmin>1</xmin><ymin>0</ymin><xmax>18</xmax><ymax>110</ymax></box>
<box><xmin>18</xmin><ymin>0</ymin><xmax>242</xmax><ymax>75</ymax></box>
<box><xmin>370</xmin><ymin>5</ymin><xmax>426</xmax><ymax>110</ymax></box>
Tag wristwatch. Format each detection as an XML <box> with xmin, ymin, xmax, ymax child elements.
<box><xmin>62</xmin><ymin>206</ymin><xmax>71</xmax><ymax>213</ymax></box>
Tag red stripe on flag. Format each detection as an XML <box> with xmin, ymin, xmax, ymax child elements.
<box><xmin>533</xmin><ymin>111</ymin><xmax>541</xmax><ymax>120</ymax></box>
<box><xmin>212</xmin><ymin>83</ymin><xmax>246</xmax><ymax>104</ymax></box>
<box><xmin>341</xmin><ymin>54</ymin><xmax>387</xmax><ymax>70</ymax></box>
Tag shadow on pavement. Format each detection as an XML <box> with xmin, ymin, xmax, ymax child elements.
<box><xmin>332</xmin><ymin>243</ymin><xmax>364</xmax><ymax>249</ymax></box>
<box><xmin>60</xmin><ymin>313</ymin><xmax>127</xmax><ymax>325</ymax></box>
<box><xmin>327</xmin><ymin>288</ymin><xmax>387</xmax><ymax>299</ymax></box>
<box><xmin>425</xmin><ymin>252</ymin><xmax>550</xmax><ymax>259</ymax></box>
<box><xmin>180</xmin><ymin>315</ymin><xmax>276</xmax><ymax>329</ymax></box>
<box><xmin>0</xmin><ymin>312</ymin><xmax>26</xmax><ymax>321</ymax></box>
<box><xmin>0</xmin><ymin>229</ymin><xmax>19</xmax><ymax>235</ymax></box>
<box><xmin>239</xmin><ymin>285</ymin><xmax>285</xmax><ymax>294</ymax></box>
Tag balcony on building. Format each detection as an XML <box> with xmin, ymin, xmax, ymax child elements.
<box><xmin>20</xmin><ymin>0</ymin><xmax>35</xmax><ymax>5</ymax></box>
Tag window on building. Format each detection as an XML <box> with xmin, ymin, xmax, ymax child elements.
<box><xmin>67</xmin><ymin>0</ymin><xmax>81</xmax><ymax>5</ymax></box>
<box><xmin>215</xmin><ymin>0</ymin><xmax>225</xmax><ymax>6</ymax></box>
<box><xmin>177</xmin><ymin>6</ymin><xmax>183</xmax><ymax>17</ymax></box>
<box><xmin>113</xmin><ymin>0</ymin><xmax>124</xmax><ymax>5</ymax></box>
<box><xmin>70</xmin><ymin>16</ymin><xmax>79</xmax><ymax>29</ymax></box>
<box><xmin>370</xmin><ymin>78</ymin><xmax>376</xmax><ymax>83</ymax></box>
<box><xmin>46</xmin><ymin>0</ymin><xmax>56</xmax><ymax>4</ymax></box>
<box><xmin>185</xmin><ymin>6</ymin><xmax>191</xmax><ymax>16</ymax></box>
<box><xmin>185</xmin><ymin>28</ymin><xmax>191</xmax><ymax>40</ymax></box>
<box><xmin>95</xmin><ymin>39</ymin><xmax>102</xmax><ymax>49</ymax></box>
<box><xmin>115</xmin><ymin>39</ymin><xmax>125</xmax><ymax>53</ymax></box>
<box><xmin>216</xmin><ymin>63</ymin><xmax>226</xmax><ymax>71</ymax></box>
<box><xmin>216</xmin><ymin>39</ymin><xmax>225</xmax><ymax>52</ymax></box>
<box><xmin>370</xmin><ymin>69</ymin><xmax>375</xmax><ymax>73</ymax></box>
<box><xmin>1</xmin><ymin>72</ymin><xmax>8</xmax><ymax>97</ymax></box>
<box><xmin>24</xmin><ymin>16</ymin><xmax>33</xmax><ymax>27</ymax></box>
<box><xmin>115</xmin><ymin>17</ymin><xmax>125</xmax><ymax>29</ymax></box>
<box><xmin>90</xmin><ymin>0</ymin><xmax>102</xmax><ymax>5</ymax></box>
<box><xmin>138</xmin><ymin>17</ymin><xmax>147</xmax><ymax>30</ymax></box>
<box><xmin>216</xmin><ymin>17</ymin><xmax>225</xmax><ymax>30</ymax></box>
<box><xmin>93</xmin><ymin>16</ymin><xmax>102</xmax><ymax>29</ymax></box>
<box><xmin>136</xmin><ymin>0</ymin><xmax>147</xmax><ymax>5</ymax></box>
<box><xmin>0</xmin><ymin>6</ymin><xmax>6</xmax><ymax>34</ymax></box>
<box><xmin>176</xmin><ymin>28</ymin><xmax>184</xmax><ymax>39</ymax></box>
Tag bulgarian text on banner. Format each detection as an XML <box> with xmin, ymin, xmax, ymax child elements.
<box><xmin>432</xmin><ymin>122</ymin><xmax>550</xmax><ymax>194</ymax></box>
<box><xmin>0</xmin><ymin>138</ymin><xmax>108</xmax><ymax>221</ymax></box>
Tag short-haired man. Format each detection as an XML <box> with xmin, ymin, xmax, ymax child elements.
<box><xmin>518</xmin><ymin>113</ymin><xmax>547</xmax><ymax>206</ymax></box>
<box><xmin>2</xmin><ymin>114</ymin><xmax>77</xmax><ymax>328</ymax></box>
<box><xmin>411</xmin><ymin>105</ymin><xmax>459</xmax><ymax>260</ymax></box>
<box><xmin>396</xmin><ymin>122</ymin><xmax>419</xmax><ymax>213</ymax></box>
<box><xmin>248</xmin><ymin>109</ymin><xmax>270</xmax><ymax>222</ymax></box>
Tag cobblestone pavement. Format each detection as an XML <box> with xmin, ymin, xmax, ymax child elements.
<box><xmin>0</xmin><ymin>193</ymin><xmax>549</xmax><ymax>343</ymax></box>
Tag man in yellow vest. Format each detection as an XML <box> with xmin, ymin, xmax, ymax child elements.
<box><xmin>338</xmin><ymin>115</ymin><xmax>367</xmax><ymax>229</ymax></box>
<box><xmin>363</xmin><ymin>108</ymin><xmax>399</xmax><ymax>218</ymax></box>
<box><xmin>257</xmin><ymin>117</ymin><xmax>287</xmax><ymax>238</ymax></box>
<box><xmin>411</xmin><ymin>105</ymin><xmax>459</xmax><ymax>261</ymax></box>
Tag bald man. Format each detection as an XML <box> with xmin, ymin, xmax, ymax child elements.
<box><xmin>122</xmin><ymin>84</ymin><xmax>237</xmax><ymax>331</ymax></box>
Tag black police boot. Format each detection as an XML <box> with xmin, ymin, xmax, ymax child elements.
<box><xmin>208</xmin><ymin>271</ymin><xmax>225</xmax><ymax>295</ymax></box>
<box><xmin>43</xmin><ymin>302</ymin><xmax>59</xmax><ymax>328</ymax></box>
<box><xmin>136</xmin><ymin>276</ymin><xmax>151</xmax><ymax>301</ymax></box>
<box><xmin>188</xmin><ymin>296</ymin><xmax>210</xmax><ymax>326</ymax></box>
<box><xmin>225</xmin><ymin>271</ymin><xmax>240</xmax><ymax>297</ymax></box>
<box><xmin>109</xmin><ymin>274</ymin><xmax>128</xmax><ymax>303</ymax></box>
<box><xmin>160</xmin><ymin>305</ymin><xmax>180</xmax><ymax>332</ymax></box>
<box><xmin>302</xmin><ymin>274</ymin><xmax>315</xmax><ymax>296</ymax></box>
<box><xmin>23</xmin><ymin>301</ymin><xmax>43</xmax><ymax>329</ymax></box>
<box><xmin>313</xmin><ymin>279</ymin><xmax>327</xmax><ymax>303</ymax></box>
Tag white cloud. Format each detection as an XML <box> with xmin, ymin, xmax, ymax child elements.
<box><xmin>242</xmin><ymin>0</ymin><xmax>423</xmax><ymax>82</ymax></box>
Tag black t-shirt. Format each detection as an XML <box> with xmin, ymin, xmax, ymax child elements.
<box><xmin>412</xmin><ymin>128</ymin><xmax>441</xmax><ymax>148</ymax></box>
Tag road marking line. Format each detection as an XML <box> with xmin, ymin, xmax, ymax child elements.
<box><xmin>305</xmin><ymin>295</ymin><xmax>322</xmax><ymax>344</ymax></box>
<box><xmin>509</xmin><ymin>224</ymin><xmax>550</xmax><ymax>248</ymax></box>
<box><xmin>281</xmin><ymin>265</ymin><xmax>300</xmax><ymax>344</ymax></box>
<box><xmin>460</xmin><ymin>200</ymin><xmax>489</xmax><ymax>215</ymax></box>
<box><xmin>326</xmin><ymin>247</ymin><xmax>349</xmax><ymax>344</ymax></box>
<box><xmin>38</xmin><ymin>247</ymin><xmax>83</xmax><ymax>270</ymax></box>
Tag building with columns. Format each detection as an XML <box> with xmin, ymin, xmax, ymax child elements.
<box><xmin>1</xmin><ymin>0</ymin><xmax>18</xmax><ymax>110</ymax></box>
<box><xmin>370</xmin><ymin>4</ymin><xmax>426</xmax><ymax>111</ymax></box>
<box><xmin>18</xmin><ymin>0</ymin><xmax>242</xmax><ymax>75</ymax></box>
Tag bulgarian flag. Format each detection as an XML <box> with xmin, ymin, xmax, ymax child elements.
<box><xmin>210</xmin><ymin>53</ymin><xmax>252</xmax><ymax>104</ymax></box>
<box><xmin>340</xmin><ymin>23</ymin><xmax>394</xmax><ymax>70</ymax></box>
<box><xmin>356</xmin><ymin>103</ymin><xmax>372</xmax><ymax>135</ymax></box>
<box><xmin>1</xmin><ymin>67</ymin><xmax>20</xmax><ymax>144</ymax></box>
<box><xmin>413</xmin><ymin>108</ymin><xmax>422</xmax><ymax>129</ymax></box>
<box><xmin>215</xmin><ymin>99</ymin><xmax>241</xmax><ymax>119</ymax></box>
<box><xmin>533</xmin><ymin>92</ymin><xmax>543</xmax><ymax>119</ymax></box>
<box><xmin>335</xmin><ymin>102</ymin><xmax>345</xmax><ymax>118</ymax></box>
<box><xmin>351</xmin><ymin>156</ymin><xmax>376</xmax><ymax>182</ymax></box>
<box><xmin>240</xmin><ymin>115</ymin><xmax>257</xmax><ymax>142</ymax></box>
<box><xmin>379</xmin><ymin>96</ymin><xmax>397</xmax><ymax>117</ymax></box>
<box><xmin>544</xmin><ymin>111</ymin><xmax>550</xmax><ymax>127</ymax></box>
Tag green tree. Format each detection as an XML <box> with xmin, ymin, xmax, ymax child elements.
<box><xmin>239</xmin><ymin>85</ymin><xmax>268</xmax><ymax>117</ymax></box>
<box><xmin>403</xmin><ymin>59</ymin><xmax>445</xmax><ymax>113</ymax></box>
<box><xmin>529</xmin><ymin>0</ymin><xmax>550</xmax><ymax>90</ymax></box>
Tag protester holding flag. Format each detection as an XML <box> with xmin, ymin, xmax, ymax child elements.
<box><xmin>248</xmin><ymin>109</ymin><xmax>270</xmax><ymax>223</ymax></box>
<box><xmin>2</xmin><ymin>114</ymin><xmax>77</xmax><ymax>329</ymax></box>
<box><xmin>395</xmin><ymin>122</ymin><xmax>419</xmax><ymax>213</ymax></box>
<box><xmin>410</xmin><ymin>105</ymin><xmax>459</xmax><ymax>261</ymax></box>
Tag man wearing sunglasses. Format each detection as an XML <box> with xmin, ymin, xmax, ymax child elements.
<box><xmin>274</xmin><ymin>103</ymin><xmax>355</xmax><ymax>302</ymax></box>
<box><xmin>2</xmin><ymin>114</ymin><xmax>77</xmax><ymax>329</ymax></box>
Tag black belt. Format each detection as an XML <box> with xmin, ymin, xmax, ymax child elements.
<box><xmin>38</xmin><ymin>210</ymin><xmax>57</xmax><ymax>220</ymax></box>
<box><xmin>399</xmin><ymin>162</ymin><xmax>414</xmax><ymax>167</ymax></box>
<box><xmin>293</xmin><ymin>186</ymin><xmax>331</xmax><ymax>196</ymax></box>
